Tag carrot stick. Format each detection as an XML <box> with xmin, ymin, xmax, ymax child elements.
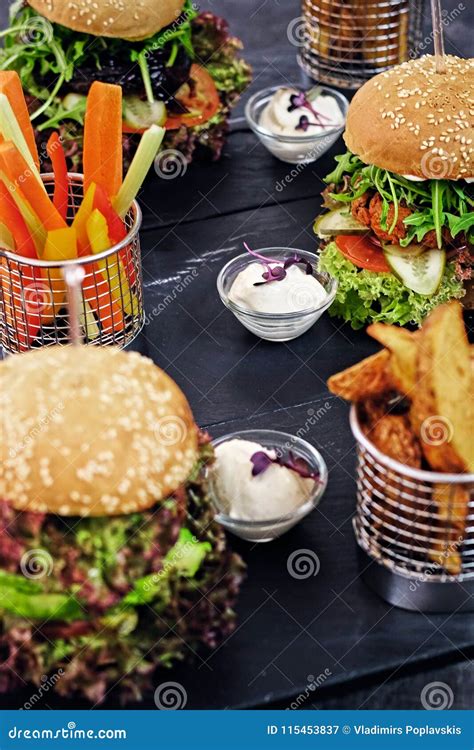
<box><xmin>46</xmin><ymin>133</ymin><xmax>69</xmax><ymax>221</ymax></box>
<box><xmin>0</xmin><ymin>141</ymin><xmax>66</xmax><ymax>231</ymax></box>
<box><xmin>83</xmin><ymin>81</ymin><xmax>122</xmax><ymax>198</ymax></box>
<box><xmin>0</xmin><ymin>71</ymin><xmax>39</xmax><ymax>170</ymax></box>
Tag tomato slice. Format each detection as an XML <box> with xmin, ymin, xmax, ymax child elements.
<box><xmin>164</xmin><ymin>64</ymin><xmax>220</xmax><ymax>130</ymax></box>
<box><xmin>335</xmin><ymin>235</ymin><xmax>391</xmax><ymax>273</ymax></box>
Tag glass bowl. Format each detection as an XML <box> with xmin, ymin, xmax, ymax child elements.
<box><xmin>216</xmin><ymin>247</ymin><xmax>337</xmax><ymax>342</ymax></box>
<box><xmin>245</xmin><ymin>84</ymin><xmax>349</xmax><ymax>164</ymax></box>
<box><xmin>207</xmin><ymin>429</ymin><xmax>328</xmax><ymax>543</ymax></box>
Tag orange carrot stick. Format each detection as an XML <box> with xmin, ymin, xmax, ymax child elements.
<box><xmin>83</xmin><ymin>81</ymin><xmax>123</xmax><ymax>198</ymax></box>
<box><xmin>0</xmin><ymin>141</ymin><xmax>66</xmax><ymax>232</ymax></box>
<box><xmin>0</xmin><ymin>71</ymin><xmax>39</xmax><ymax>170</ymax></box>
<box><xmin>46</xmin><ymin>132</ymin><xmax>69</xmax><ymax>221</ymax></box>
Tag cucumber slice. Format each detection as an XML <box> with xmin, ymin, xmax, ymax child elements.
<box><xmin>314</xmin><ymin>207</ymin><xmax>369</xmax><ymax>237</ymax></box>
<box><xmin>123</xmin><ymin>97</ymin><xmax>167</xmax><ymax>129</ymax></box>
<box><xmin>382</xmin><ymin>242</ymin><xmax>425</xmax><ymax>258</ymax></box>
<box><xmin>62</xmin><ymin>93</ymin><xmax>87</xmax><ymax>112</ymax></box>
<box><xmin>384</xmin><ymin>247</ymin><xmax>446</xmax><ymax>295</ymax></box>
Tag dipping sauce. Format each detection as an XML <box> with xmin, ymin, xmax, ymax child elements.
<box><xmin>228</xmin><ymin>262</ymin><xmax>328</xmax><ymax>314</ymax></box>
<box><xmin>212</xmin><ymin>438</ymin><xmax>316</xmax><ymax>522</ymax></box>
<box><xmin>260</xmin><ymin>87</ymin><xmax>343</xmax><ymax>138</ymax></box>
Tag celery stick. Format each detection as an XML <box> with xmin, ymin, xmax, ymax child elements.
<box><xmin>113</xmin><ymin>124</ymin><xmax>165</xmax><ymax>218</ymax></box>
<box><xmin>0</xmin><ymin>93</ymin><xmax>45</xmax><ymax>190</ymax></box>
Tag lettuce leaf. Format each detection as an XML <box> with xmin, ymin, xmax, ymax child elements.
<box><xmin>318</xmin><ymin>241</ymin><xmax>465</xmax><ymax>329</ymax></box>
<box><xmin>122</xmin><ymin>529</ymin><xmax>211</xmax><ymax>607</ymax></box>
<box><xmin>0</xmin><ymin>571</ymin><xmax>83</xmax><ymax>621</ymax></box>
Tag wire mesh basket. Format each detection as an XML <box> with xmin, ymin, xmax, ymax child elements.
<box><xmin>350</xmin><ymin>406</ymin><xmax>474</xmax><ymax>612</ymax></box>
<box><xmin>0</xmin><ymin>173</ymin><xmax>144</xmax><ymax>354</ymax></box>
<box><xmin>298</xmin><ymin>0</ymin><xmax>425</xmax><ymax>89</ymax></box>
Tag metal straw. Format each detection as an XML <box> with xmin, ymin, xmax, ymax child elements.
<box><xmin>63</xmin><ymin>264</ymin><xmax>85</xmax><ymax>346</ymax></box>
<box><xmin>431</xmin><ymin>0</ymin><xmax>447</xmax><ymax>73</ymax></box>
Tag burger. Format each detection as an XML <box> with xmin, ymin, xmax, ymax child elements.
<box><xmin>314</xmin><ymin>55</ymin><xmax>473</xmax><ymax>329</ymax></box>
<box><xmin>0</xmin><ymin>0</ymin><xmax>252</xmax><ymax>168</ymax></box>
<box><xmin>0</xmin><ymin>346</ymin><xmax>244</xmax><ymax>704</ymax></box>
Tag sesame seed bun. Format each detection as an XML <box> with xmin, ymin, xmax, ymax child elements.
<box><xmin>344</xmin><ymin>55</ymin><xmax>474</xmax><ymax>180</ymax></box>
<box><xmin>27</xmin><ymin>0</ymin><xmax>186</xmax><ymax>41</ymax></box>
<box><xmin>0</xmin><ymin>346</ymin><xmax>199</xmax><ymax>517</ymax></box>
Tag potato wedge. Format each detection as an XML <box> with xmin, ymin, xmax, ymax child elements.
<box><xmin>410</xmin><ymin>303</ymin><xmax>473</xmax><ymax>473</ymax></box>
<box><xmin>367</xmin><ymin>323</ymin><xmax>418</xmax><ymax>396</ymax></box>
<box><xmin>429</xmin><ymin>483</ymin><xmax>470</xmax><ymax>575</ymax></box>
<box><xmin>358</xmin><ymin>398</ymin><xmax>422</xmax><ymax>468</ymax></box>
<box><xmin>327</xmin><ymin>349</ymin><xmax>394</xmax><ymax>400</ymax></box>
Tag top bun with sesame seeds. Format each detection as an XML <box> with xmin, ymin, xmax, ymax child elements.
<box><xmin>27</xmin><ymin>0</ymin><xmax>186</xmax><ymax>41</ymax></box>
<box><xmin>0</xmin><ymin>346</ymin><xmax>199</xmax><ymax>517</ymax></box>
<box><xmin>344</xmin><ymin>55</ymin><xmax>474</xmax><ymax>180</ymax></box>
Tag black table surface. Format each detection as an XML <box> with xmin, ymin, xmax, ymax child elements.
<box><xmin>2</xmin><ymin>0</ymin><xmax>474</xmax><ymax>712</ymax></box>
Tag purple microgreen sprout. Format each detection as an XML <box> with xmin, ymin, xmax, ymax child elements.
<box><xmin>284</xmin><ymin>254</ymin><xmax>314</xmax><ymax>276</ymax></box>
<box><xmin>287</xmin><ymin>89</ymin><xmax>334</xmax><ymax>130</ymax></box>
<box><xmin>244</xmin><ymin>244</ymin><xmax>314</xmax><ymax>287</ymax></box>
<box><xmin>250</xmin><ymin>450</ymin><xmax>320</xmax><ymax>482</ymax></box>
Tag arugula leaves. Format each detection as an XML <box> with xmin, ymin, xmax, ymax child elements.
<box><xmin>325</xmin><ymin>150</ymin><xmax>474</xmax><ymax>247</ymax></box>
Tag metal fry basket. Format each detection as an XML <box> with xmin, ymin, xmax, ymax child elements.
<box><xmin>0</xmin><ymin>173</ymin><xmax>144</xmax><ymax>354</ymax></box>
<box><xmin>299</xmin><ymin>0</ymin><xmax>425</xmax><ymax>89</ymax></box>
<box><xmin>350</xmin><ymin>406</ymin><xmax>474</xmax><ymax>612</ymax></box>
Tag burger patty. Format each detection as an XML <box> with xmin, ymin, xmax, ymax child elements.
<box><xmin>352</xmin><ymin>192</ymin><xmax>442</xmax><ymax>248</ymax></box>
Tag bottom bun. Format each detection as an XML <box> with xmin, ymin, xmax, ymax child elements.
<box><xmin>318</xmin><ymin>240</ymin><xmax>466</xmax><ymax>329</ymax></box>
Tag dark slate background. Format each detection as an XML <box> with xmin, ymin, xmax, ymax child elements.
<box><xmin>1</xmin><ymin>0</ymin><xmax>473</xmax><ymax>711</ymax></box>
